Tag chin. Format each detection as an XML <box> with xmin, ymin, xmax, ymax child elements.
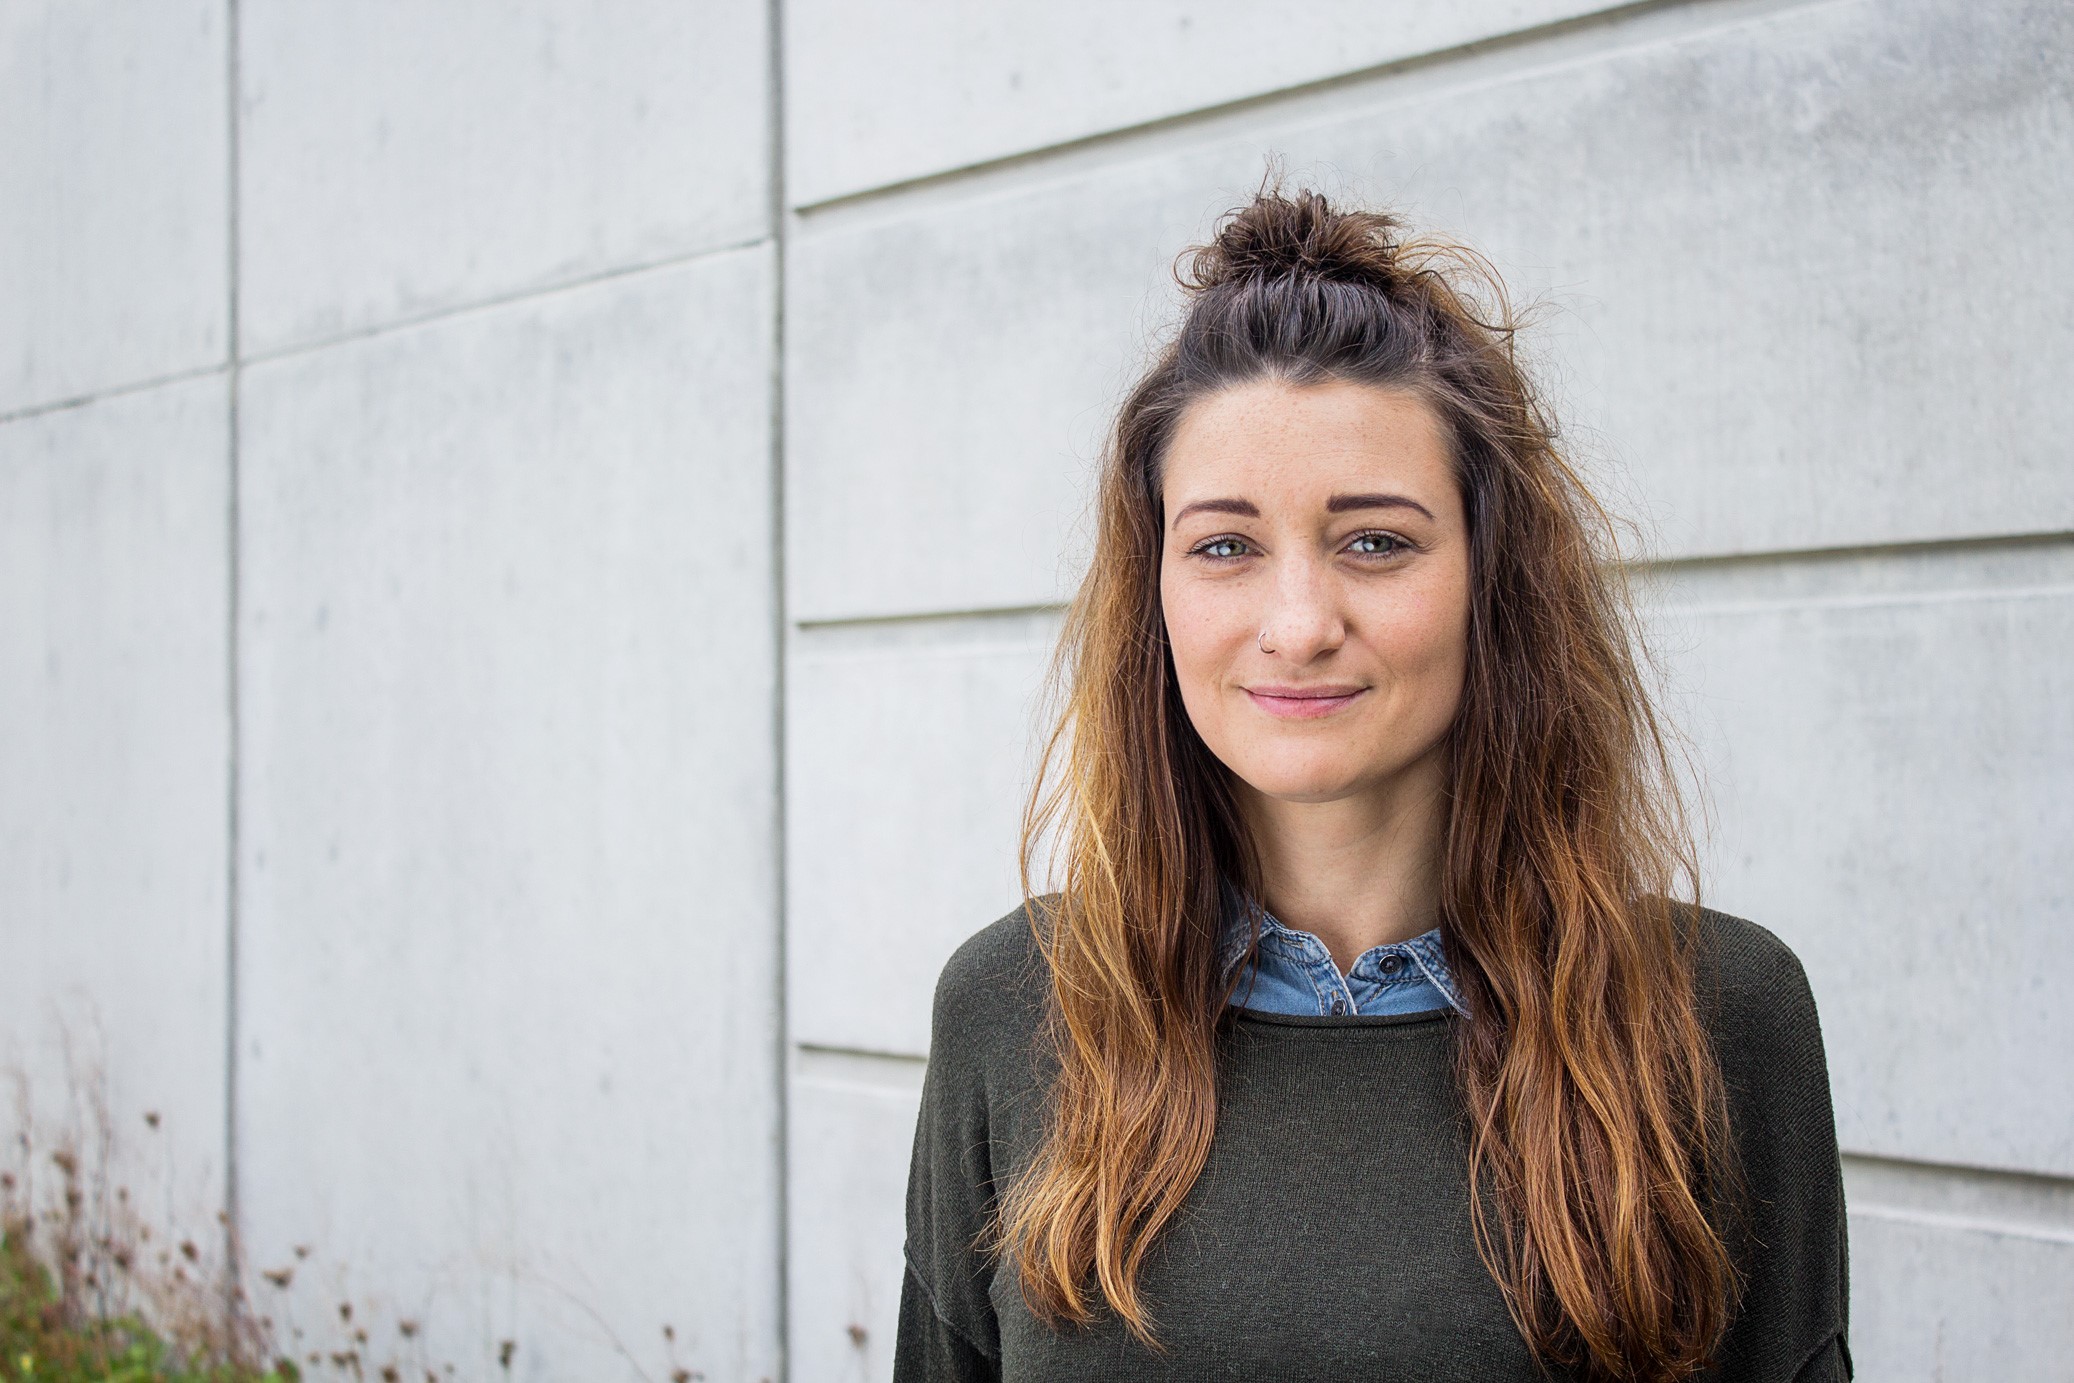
<box><xmin>1230</xmin><ymin>755</ymin><xmax>1368</xmax><ymax>804</ymax></box>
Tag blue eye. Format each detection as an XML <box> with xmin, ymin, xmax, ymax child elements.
<box><xmin>1347</xmin><ymin>531</ymin><xmax>1406</xmax><ymax>557</ymax></box>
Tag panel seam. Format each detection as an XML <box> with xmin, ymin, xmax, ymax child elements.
<box><xmin>236</xmin><ymin>236</ymin><xmax>770</xmax><ymax>372</ymax></box>
<box><xmin>788</xmin><ymin>0</ymin><xmax>1794</xmax><ymax>219</ymax></box>
<box><xmin>221</xmin><ymin>0</ymin><xmax>246</xmax><ymax>1331</ymax></box>
<box><xmin>767</xmin><ymin>0</ymin><xmax>793</xmax><ymax>1378</ymax></box>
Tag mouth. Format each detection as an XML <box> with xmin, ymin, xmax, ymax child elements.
<box><xmin>1242</xmin><ymin>684</ymin><xmax>1368</xmax><ymax>721</ymax></box>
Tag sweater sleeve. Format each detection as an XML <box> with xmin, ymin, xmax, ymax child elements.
<box><xmin>1789</xmin><ymin>1333</ymin><xmax>1852</xmax><ymax>1383</ymax></box>
<box><xmin>1699</xmin><ymin>910</ymin><xmax>1854</xmax><ymax>1381</ymax></box>
<box><xmin>894</xmin><ymin>918</ymin><xmax>1028</xmax><ymax>1382</ymax></box>
<box><xmin>894</xmin><ymin>1258</ymin><xmax>999</xmax><ymax>1383</ymax></box>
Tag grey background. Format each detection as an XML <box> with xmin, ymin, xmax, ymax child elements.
<box><xmin>2</xmin><ymin>1</ymin><xmax>2068</xmax><ymax>1379</ymax></box>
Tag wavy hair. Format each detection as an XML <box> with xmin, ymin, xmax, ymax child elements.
<box><xmin>995</xmin><ymin>187</ymin><xmax>1738</xmax><ymax>1382</ymax></box>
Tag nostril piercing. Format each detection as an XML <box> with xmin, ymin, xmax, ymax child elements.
<box><xmin>1258</xmin><ymin>628</ymin><xmax>1275</xmax><ymax>654</ymax></box>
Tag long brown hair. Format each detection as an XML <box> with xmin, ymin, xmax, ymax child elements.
<box><xmin>997</xmin><ymin>187</ymin><xmax>1737</xmax><ymax>1381</ymax></box>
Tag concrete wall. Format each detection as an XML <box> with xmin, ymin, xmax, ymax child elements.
<box><xmin>782</xmin><ymin>2</ymin><xmax>2074</xmax><ymax>1381</ymax></box>
<box><xmin>3</xmin><ymin>3</ymin><xmax>780</xmax><ymax>1380</ymax></box>
<box><xmin>5</xmin><ymin>1</ymin><xmax>2069</xmax><ymax>1380</ymax></box>
<box><xmin>1</xmin><ymin>0</ymin><xmax>234</xmax><ymax>1325</ymax></box>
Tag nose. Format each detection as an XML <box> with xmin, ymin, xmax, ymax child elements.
<box><xmin>1258</xmin><ymin>553</ymin><xmax>1346</xmax><ymax>663</ymax></box>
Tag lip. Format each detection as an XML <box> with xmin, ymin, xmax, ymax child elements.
<box><xmin>1243</xmin><ymin>683</ymin><xmax>1369</xmax><ymax>720</ymax></box>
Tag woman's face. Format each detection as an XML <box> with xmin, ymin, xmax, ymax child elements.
<box><xmin>1158</xmin><ymin>377</ymin><xmax>1471</xmax><ymax>809</ymax></box>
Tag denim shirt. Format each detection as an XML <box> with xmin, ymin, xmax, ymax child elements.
<box><xmin>1217</xmin><ymin>879</ymin><xmax>1469</xmax><ymax>1019</ymax></box>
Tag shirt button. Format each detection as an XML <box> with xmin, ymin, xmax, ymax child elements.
<box><xmin>1330</xmin><ymin>997</ymin><xmax>1350</xmax><ymax>1015</ymax></box>
<box><xmin>1380</xmin><ymin>955</ymin><xmax>1407</xmax><ymax>977</ymax></box>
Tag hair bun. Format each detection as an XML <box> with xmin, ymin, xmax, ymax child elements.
<box><xmin>1182</xmin><ymin>187</ymin><xmax>1407</xmax><ymax>292</ymax></box>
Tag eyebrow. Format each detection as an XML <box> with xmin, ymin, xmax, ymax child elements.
<box><xmin>1327</xmin><ymin>492</ymin><xmax>1435</xmax><ymax>520</ymax></box>
<box><xmin>1169</xmin><ymin>497</ymin><xmax>1259</xmax><ymax>525</ymax></box>
<box><xmin>1169</xmin><ymin>492</ymin><xmax>1435</xmax><ymax>527</ymax></box>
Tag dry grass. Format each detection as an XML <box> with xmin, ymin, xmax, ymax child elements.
<box><xmin>0</xmin><ymin>1073</ymin><xmax>291</xmax><ymax>1383</ymax></box>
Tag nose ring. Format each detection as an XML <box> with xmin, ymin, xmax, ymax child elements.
<box><xmin>1258</xmin><ymin>628</ymin><xmax>1275</xmax><ymax>655</ymax></box>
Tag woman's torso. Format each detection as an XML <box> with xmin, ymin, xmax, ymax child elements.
<box><xmin>902</xmin><ymin>900</ymin><xmax>1849</xmax><ymax>1382</ymax></box>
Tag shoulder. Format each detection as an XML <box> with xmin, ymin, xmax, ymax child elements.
<box><xmin>1688</xmin><ymin>905</ymin><xmax>1818</xmax><ymax>1011</ymax></box>
<box><xmin>1683</xmin><ymin>905</ymin><xmax>1835</xmax><ymax>1110</ymax></box>
<box><xmin>927</xmin><ymin>894</ymin><xmax>1055</xmax><ymax>1060</ymax></box>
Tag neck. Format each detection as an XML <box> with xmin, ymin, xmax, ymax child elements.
<box><xmin>1237</xmin><ymin>750</ymin><xmax>1447</xmax><ymax>973</ymax></box>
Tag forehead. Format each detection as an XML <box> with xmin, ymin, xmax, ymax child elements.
<box><xmin>1161</xmin><ymin>378</ymin><xmax>1454</xmax><ymax>510</ymax></box>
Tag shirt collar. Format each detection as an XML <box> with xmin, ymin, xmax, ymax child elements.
<box><xmin>1216</xmin><ymin>875</ymin><xmax>1470</xmax><ymax>1018</ymax></box>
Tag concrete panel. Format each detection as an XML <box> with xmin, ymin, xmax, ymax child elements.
<box><xmin>1844</xmin><ymin>1154</ymin><xmax>2074</xmax><ymax>1377</ymax></box>
<box><xmin>784</xmin><ymin>173</ymin><xmax>1186</xmax><ymax>621</ymax></box>
<box><xmin>0</xmin><ymin>2</ymin><xmax>227</xmax><ymax>413</ymax></box>
<box><xmin>787</xmin><ymin>1054</ymin><xmax>924</xmax><ymax>1383</ymax></box>
<box><xmin>786</xmin><ymin>0</ymin><xmax>2074</xmax><ymax>621</ymax></box>
<box><xmin>239</xmin><ymin>0</ymin><xmax>769</xmax><ymax>355</ymax></box>
<box><xmin>1649</xmin><ymin>539</ymin><xmax>2074</xmax><ymax>1177</ymax></box>
<box><xmin>0</xmin><ymin>375</ymin><xmax>230</xmax><ymax>1257</ymax></box>
<box><xmin>1850</xmin><ymin>1215</ymin><xmax>2074</xmax><ymax>1377</ymax></box>
<box><xmin>786</xmin><ymin>613</ymin><xmax>1057</xmax><ymax>1058</ymax></box>
<box><xmin>236</xmin><ymin>252</ymin><xmax>779</xmax><ymax>1381</ymax></box>
<box><xmin>785</xmin><ymin>0</ymin><xmax>1626</xmax><ymax>206</ymax></box>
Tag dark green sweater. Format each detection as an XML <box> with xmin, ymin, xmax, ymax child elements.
<box><xmin>896</xmin><ymin>900</ymin><xmax>1851</xmax><ymax>1382</ymax></box>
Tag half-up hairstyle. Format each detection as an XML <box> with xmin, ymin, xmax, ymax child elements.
<box><xmin>997</xmin><ymin>185</ymin><xmax>1739</xmax><ymax>1382</ymax></box>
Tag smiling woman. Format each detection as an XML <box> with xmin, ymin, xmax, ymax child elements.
<box><xmin>894</xmin><ymin>189</ymin><xmax>1850</xmax><ymax>1383</ymax></box>
<box><xmin>1160</xmin><ymin>380</ymin><xmax>1469</xmax><ymax>973</ymax></box>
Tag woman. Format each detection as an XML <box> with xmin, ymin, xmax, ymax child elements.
<box><xmin>895</xmin><ymin>188</ymin><xmax>1850</xmax><ymax>1382</ymax></box>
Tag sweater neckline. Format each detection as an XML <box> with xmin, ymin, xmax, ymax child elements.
<box><xmin>1228</xmin><ymin>1005</ymin><xmax>1457</xmax><ymax>1031</ymax></box>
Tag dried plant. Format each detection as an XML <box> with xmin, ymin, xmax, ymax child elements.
<box><xmin>3</xmin><ymin>1057</ymin><xmax>715</xmax><ymax>1383</ymax></box>
<box><xmin>1</xmin><ymin>1065</ymin><xmax>291</xmax><ymax>1381</ymax></box>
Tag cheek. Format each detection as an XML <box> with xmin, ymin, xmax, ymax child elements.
<box><xmin>1160</xmin><ymin>576</ymin><xmax>1238</xmax><ymax>721</ymax></box>
<box><xmin>1374</xmin><ymin>572</ymin><xmax>1471</xmax><ymax>715</ymax></box>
